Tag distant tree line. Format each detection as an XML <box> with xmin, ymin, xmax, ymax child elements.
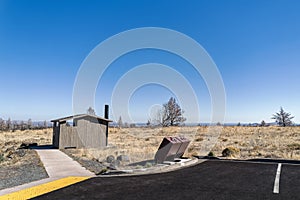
<box><xmin>0</xmin><ymin>118</ymin><xmax>50</xmax><ymax>131</ymax></box>
<box><xmin>114</xmin><ymin>116</ymin><xmax>136</xmax><ymax>128</ymax></box>
<box><xmin>111</xmin><ymin>104</ymin><xmax>297</xmax><ymax>128</ymax></box>
<box><xmin>235</xmin><ymin>107</ymin><xmax>295</xmax><ymax>127</ymax></box>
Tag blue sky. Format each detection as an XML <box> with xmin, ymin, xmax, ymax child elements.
<box><xmin>0</xmin><ymin>0</ymin><xmax>300</xmax><ymax>123</ymax></box>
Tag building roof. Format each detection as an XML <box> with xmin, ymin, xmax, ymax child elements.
<box><xmin>51</xmin><ymin>114</ymin><xmax>113</xmax><ymax>123</ymax></box>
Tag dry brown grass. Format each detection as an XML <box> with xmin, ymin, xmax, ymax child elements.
<box><xmin>1</xmin><ymin>126</ymin><xmax>300</xmax><ymax>165</ymax></box>
<box><xmin>109</xmin><ymin>126</ymin><xmax>300</xmax><ymax>160</ymax></box>
<box><xmin>0</xmin><ymin>129</ymin><xmax>52</xmax><ymax>147</ymax></box>
<box><xmin>200</xmin><ymin>126</ymin><xmax>300</xmax><ymax>160</ymax></box>
<box><xmin>0</xmin><ymin>129</ymin><xmax>52</xmax><ymax>167</ymax></box>
<box><xmin>82</xmin><ymin>126</ymin><xmax>300</xmax><ymax>163</ymax></box>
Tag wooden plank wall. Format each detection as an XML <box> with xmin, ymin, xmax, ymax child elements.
<box><xmin>77</xmin><ymin>119</ymin><xmax>106</xmax><ymax>148</ymax></box>
<box><xmin>58</xmin><ymin>119</ymin><xmax>106</xmax><ymax>149</ymax></box>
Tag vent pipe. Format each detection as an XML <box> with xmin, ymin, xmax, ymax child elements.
<box><xmin>104</xmin><ymin>105</ymin><xmax>109</xmax><ymax>119</ymax></box>
<box><xmin>104</xmin><ymin>104</ymin><xmax>109</xmax><ymax>146</ymax></box>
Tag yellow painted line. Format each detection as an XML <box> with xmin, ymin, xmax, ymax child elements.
<box><xmin>0</xmin><ymin>176</ymin><xmax>90</xmax><ymax>200</ymax></box>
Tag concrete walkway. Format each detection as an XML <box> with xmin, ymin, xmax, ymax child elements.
<box><xmin>0</xmin><ymin>149</ymin><xmax>94</xmax><ymax>196</ymax></box>
<box><xmin>36</xmin><ymin>149</ymin><xmax>94</xmax><ymax>178</ymax></box>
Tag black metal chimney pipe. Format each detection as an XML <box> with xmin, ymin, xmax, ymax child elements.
<box><xmin>104</xmin><ymin>105</ymin><xmax>109</xmax><ymax>119</ymax></box>
<box><xmin>104</xmin><ymin>104</ymin><xmax>109</xmax><ymax>146</ymax></box>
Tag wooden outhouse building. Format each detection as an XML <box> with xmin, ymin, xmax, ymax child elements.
<box><xmin>51</xmin><ymin>114</ymin><xmax>112</xmax><ymax>149</ymax></box>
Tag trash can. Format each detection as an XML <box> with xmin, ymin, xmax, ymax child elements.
<box><xmin>176</xmin><ymin>136</ymin><xmax>191</xmax><ymax>158</ymax></box>
<box><xmin>155</xmin><ymin>136</ymin><xmax>190</xmax><ymax>164</ymax></box>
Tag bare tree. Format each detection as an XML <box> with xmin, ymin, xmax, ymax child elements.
<box><xmin>146</xmin><ymin>119</ymin><xmax>151</xmax><ymax>127</ymax></box>
<box><xmin>87</xmin><ymin>107</ymin><xmax>96</xmax><ymax>115</ymax></box>
<box><xmin>0</xmin><ymin>118</ymin><xmax>5</xmax><ymax>131</ymax></box>
<box><xmin>12</xmin><ymin>120</ymin><xmax>17</xmax><ymax>132</ymax></box>
<box><xmin>160</xmin><ymin>97</ymin><xmax>186</xmax><ymax>127</ymax></box>
<box><xmin>117</xmin><ymin>116</ymin><xmax>123</xmax><ymax>128</ymax></box>
<box><xmin>153</xmin><ymin>109</ymin><xmax>163</xmax><ymax>126</ymax></box>
<box><xmin>271</xmin><ymin>107</ymin><xmax>294</xmax><ymax>127</ymax></box>
<box><xmin>129</xmin><ymin>123</ymin><xmax>136</xmax><ymax>128</ymax></box>
<box><xmin>27</xmin><ymin>118</ymin><xmax>32</xmax><ymax>130</ymax></box>
<box><xmin>216</xmin><ymin>122</ymin><xmax>222</xmax><ymax>126</ymax></box>
<box><xmin>6</xmin><ymin>118</ymin><xmax>11</xmax><ymax>131</ymax></box>
<box><xmin>20</xmin><ymin>120</ymin><xmax>26</xmax><ymax>131</ymax></box>
<box><xmin>43</xmin><ymin>120</ymin><xmax>48</xmax><ymax>128</ymax></box>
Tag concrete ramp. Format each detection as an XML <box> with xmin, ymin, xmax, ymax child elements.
<box><xmin>36</xmin><ymin>149</ymin><xmax>94</xmax><ymax>178</ymax></box>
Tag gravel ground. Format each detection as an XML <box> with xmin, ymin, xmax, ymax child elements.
<box><xmin>0</xmin><ymin>150</ymin><xmax>48</xmax><ymax>190</ymax></box>
<box><xmin>61</xmin><ymin>149</ymin><xmax>171</xmax><ymax>174</ymax></box>
<box><xmin>62</xmin><ymin>149</ymin><xmax>107</xmax><ymax>174</ymax></box>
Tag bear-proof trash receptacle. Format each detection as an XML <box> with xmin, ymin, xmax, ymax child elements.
<box><xmin>176</xmin><ymin>136</ymin><xmax>191</xmax><ymax>158</ymax></box>
<box><xmin>155</xmin><ymin>136</ymin><xmax>190</xmax><ymax>164</ymax></box>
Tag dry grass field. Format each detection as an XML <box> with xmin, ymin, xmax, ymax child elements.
<box><xmin>1</xmin><ymin>126</ymin><xmax>300</xmax><ymax>166</ymax></box>
<box><xmin>0</xmin><ymin>129</ymin><xmax>52</xmax><ymax>148</ymax></box>
<box><xmin>0</xmin><ymin>129</ymin><xmax>51</xmax><ymax>189</ymax></box>
<box><xmin>72</xmin><ymin>126</ymin><xmax>300</xmax><ymax>164</ymax></box>
<box><xmin>0</xmin><ymin>129</ymin><xmax>52</xmax><ymax>165</ymax></box>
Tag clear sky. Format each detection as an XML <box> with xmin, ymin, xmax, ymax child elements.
<box><xmin>0</xmin><ymin>0</ymin><xmax>300</xmax><ymax>123</ymax></box>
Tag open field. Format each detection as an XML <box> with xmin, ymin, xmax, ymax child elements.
<box><xmin>56</xmin><ymin>126</ymin><xmax>300</xmax><ymax>165</ymax></box>
<box><xmin>1</xmin><ymin>126</ymin><xmax>300</xmax><ymax>167</ymax></box>
<box><xmin>0</xmin><ymin>126</ymin><xmax>299</xmax><ymax>189</ymax></box>
<box><xmin>0</xmin><ymin>129</ymin><xmax>51</xmax><ymax>189</ymax></box>
<box><xmin>0</xmin><ymin>129</ymin><xmax>52</xmax><ymax>166</ymax></box>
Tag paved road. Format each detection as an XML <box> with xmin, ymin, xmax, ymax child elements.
<box><xmin>33</xmin><ymin>160</ymin><xmax>300</xmax><ymax>200</ymax></box>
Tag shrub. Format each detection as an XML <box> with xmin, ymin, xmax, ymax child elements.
<box><xmin>195</xmin><ymin>137</ymin><xmax>204</xmax><ymax>142</ymax></box>
<box><xmin>129</xmin><ymin>123</ymin><xmax>136</xmax><ymax>128</ymax></box>
<box><xmin>106</xmin><ymin>155</ymin><xmax>115</xmax><ymax>163</ymax></box>
<box><xmin>287</xmin><ymin>143</ymin><xmax>300</xmax><ymax>150</ymax></box>
<box><xmin>208</xmin><ymin>151</ymin><xmax>215</xmax><ymax>157</ymax></box>
<box><xmin>97</xmin><ymin>168</ymin><xmax>108</xmax><ymax>175</ymax></box>
<box><xmin>222</xmin><ymin>147</ymin><xmax>240</xmax><ymax>157</ymax></box>
<box><xmin>145</xmin><ymin>162</ymin><xmax>153</xmax><ymax>168</ymax></box>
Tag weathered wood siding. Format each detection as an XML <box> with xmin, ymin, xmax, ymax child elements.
<box><xmin>76</xmin><ymin>118</ymin><xmax>106</xmax><ymax>148</ymax></box>
<box><xmin>57</xmin><ymin>117</ymin><xmax>107</xmax><ymax>149</ymax></box>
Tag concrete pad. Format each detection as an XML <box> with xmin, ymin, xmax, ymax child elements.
<box><xmin>36</xmin><ymin>149</ymin><xmax>95</xmax><ymax>178</ymax></box>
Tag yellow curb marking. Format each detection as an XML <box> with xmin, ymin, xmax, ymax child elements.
<box><xmin>0</xmin><ymin>176</ymin><xmax>90</xmax><ymax>200</ymax></box>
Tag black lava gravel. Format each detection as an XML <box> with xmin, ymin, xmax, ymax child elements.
<box><xmin>0</xmin><ymin>150</ymin><xmax>48</xmax><ymax>190</ymax></box>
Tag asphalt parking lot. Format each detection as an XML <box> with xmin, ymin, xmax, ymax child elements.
<box><xmin>33</xmin><ymin>159</ymin><xmax>300</xmax><ymax>200</ymax></box>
